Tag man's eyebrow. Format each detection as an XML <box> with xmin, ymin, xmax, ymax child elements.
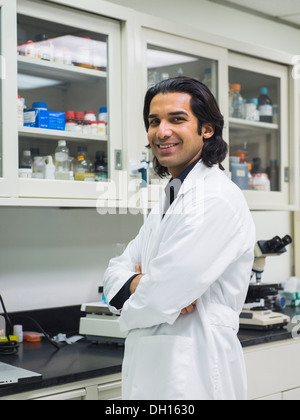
<box><xmin>168</xmin><ymin>111</ymin><xmax>189</xmax><ymax>116</ymax></box>
<box><xmin>148</xmin><ymin>111</ymin><xmax>189</xmax><ymax>119</ymax></box>
<box><xmin>148</xmin><ymin>113</ymin><xmax>159</xmax><ymax>120</ymax></box>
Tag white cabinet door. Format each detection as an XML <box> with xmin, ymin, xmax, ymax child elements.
<box><xmin>0</xmin><ymin>0</ymin><xmax>18</xmax><ymax>198</ymax></box>
<box><xmin>16</xmin><ymin>0</ymin><xmax>123</xmax><ymax>201</ymax></box>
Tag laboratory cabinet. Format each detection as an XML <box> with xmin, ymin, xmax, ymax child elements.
<box><xmin>0</xmin><ymin>0</ymin><xmax>124</xmax><ymax>204</ymax></box>
<box><xmin>244</xmin><ymin>339</ymin><xmax>300</xmax><ymax>401</ymax></box>
<box><xmin>0</xmin><ymin>0</ymin><xmax>298</xmax><ymax>210</ymax></box>
<box><xmin>3</xmin><ymin>340</ymin><xmax>300</xmax><ymax>400</ymax></box>
<box><xmin>138</xmin><ymin>28</ymin><xmax>297</xmax><ymax>210</ymax></box>
<box><xmin>0</xmin><ymin>373</ymin><xmax>122</xmax><ymax>401</ymax></box>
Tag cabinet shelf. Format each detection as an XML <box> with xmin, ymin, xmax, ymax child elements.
<box><xmin>19</xmin><ymin>126</ymin><xmax>108</xmax><ymax>143</ymax></box>
<box><xmin>18</xmin><ymin>56</ymin><xmax>107</xmax><ymax>83</ymax></box>
<box><xmin>229</xmin><ymin>117</ymin><xmax>279</xmax><ymax>131</ymax></box>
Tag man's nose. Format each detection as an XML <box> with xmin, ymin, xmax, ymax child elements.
<box><xmin>157</xmin><ymin>121</ymin><xmax>172</xmax><ymax>140</ymax></box>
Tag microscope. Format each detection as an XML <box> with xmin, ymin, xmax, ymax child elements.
<box><xmin>239</xmin><ymin>235</ymin><xmax>292</xmax><ymax>330</ymax></box>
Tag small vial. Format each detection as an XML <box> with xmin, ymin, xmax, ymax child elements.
<box><xmin>13</xmin><ymin>325</ymin><xmax>23</xmax><ymax>343</ymax></box>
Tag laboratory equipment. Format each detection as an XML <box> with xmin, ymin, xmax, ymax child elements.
<box><xmin>0</xmin><ymin>363</ymin><xmax>42</xmax><ymax>386</ymax></box>
<box><xmin>129</xmin><ymin>157</ymin><xmax>153</xmax><ymax>223</ymax></box>
<box><xmin>79</xmin><ymin>302</ymin><xmax>126</xmax><ymax>344</ymax></box>
<box><xmin>240</xmin><ymin>235</ymin><xmax>292</xmax><ymax>330</ymax></box>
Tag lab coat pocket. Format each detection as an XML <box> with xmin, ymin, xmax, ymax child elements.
<box><xmin>129</xmin><ymin>335</ymin><xmax>192</xmax><ymax>400</ymax></box>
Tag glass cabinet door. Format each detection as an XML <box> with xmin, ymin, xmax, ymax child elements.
<box><xmin>147</xmin><ymin>45</ymin><xmax>218</xmax><ymax>98</ymax></box>
<box><xmin>140</xmin><ymin>29</ymin><xmax>227</xmax><ymax>193</ymax></box>
<box><xmin>228</xmin><ymin>53</ymin><xmax>289</xmax><ymax>208</ymax></box>
<box><xmin>17</xmin><ymin>1</ymin><xmax>122</xmax><ymax>200</ymax></box>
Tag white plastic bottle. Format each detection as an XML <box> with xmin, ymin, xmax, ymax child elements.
<box><xmin>55</xmin><ymin>140</ymin><xmax>70</xmax><ymax>180</ymax></box>
<box><xmin>43</xmin><ymin>156</ymin><xmax>56</xmax><ymax>179</ymax></box>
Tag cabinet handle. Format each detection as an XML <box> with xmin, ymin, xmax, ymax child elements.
<box><xmin>34</xmin><ymin>388</ymin><xmax>87</xmax><ymax>400</ymax></box>
<box><xmin>284</xmin><ymin>167</ymin><xmax>289</xmax><ymax>183</ymax></box>
<box><xmin>97</xmin><ymin>380</ymin><xmax>122</xmax><ymax>392</ymax></box>
<box><xmin>115</xmin><ymin>150</ymin><xmax>122</xmax><ymax>171</ymax></box>
<box><xmin>0</xmin><ymin>56</ymin><xmax>6</xmax><ymax>80</ymax></box>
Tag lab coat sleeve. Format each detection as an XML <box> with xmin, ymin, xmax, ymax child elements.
<box><xmin>119</xmin><ymin>193</ymin><xmax>251</xmax><ymax>331</ymax></box>
<box><xmin>103</xmin><ymin>223</ymin><xmax>145</xmax><ymax>314</ymax></box>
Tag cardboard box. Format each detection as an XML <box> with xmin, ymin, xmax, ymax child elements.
<box><xmin>48</xmin><ymin>111</ymin><xmax>65</xmax><ymax>131</ymax></box>
<box><xmin>24</xmin><ymin>109</ymin><xmax>49</xmax><ymax>129</ymax></box>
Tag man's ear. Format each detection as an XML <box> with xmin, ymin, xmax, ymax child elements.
<box><xmin>202</xmin><ymin>123</ymin><xmax>215</xmax><ymax>139</ymax></box>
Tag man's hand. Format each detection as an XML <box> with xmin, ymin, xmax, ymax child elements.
<box><xmin>129</xmin><ymin>263</ymin><xmax>144</xmax><ymax>295</ymax></box>
<box><xmin>180</xmin><ymin>301</ymin><xmax>197</xmax><ymax>316</ymax></box>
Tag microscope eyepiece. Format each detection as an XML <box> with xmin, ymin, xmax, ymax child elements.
<box><xmin>281</xmin><ymin>234</ymin><xmax>292</xmax><ymax>247</ymax></box>
<box><xmin>263</xmin><ymin>234</ymin><xmax>292</xmax><ymax>253</ymax></box>
<box><xmin>266</xmin><ymin>236</ymin><xmax>281</xmax><ymax>252</ymax></box>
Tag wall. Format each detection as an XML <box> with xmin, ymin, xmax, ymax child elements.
<box><xmin>0</xmin><ymin>206</ymin><xmax>293</xmax><ymax>312</ymax></box>
<box><xmin>0</xmin><ymin>207</ymin><xmax>142</xmax><ymax>312</ymax></box>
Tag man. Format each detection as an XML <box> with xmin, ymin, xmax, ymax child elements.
<box><xmin>104</xmin><ymin>77</ymin><xmax>256</xmax><ymax>400</ymax></box>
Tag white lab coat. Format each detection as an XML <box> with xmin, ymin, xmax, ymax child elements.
<box><xmin>104</xmin><ymin>161</ymin><xmax>256</xmax><ymax>400</ymax></box>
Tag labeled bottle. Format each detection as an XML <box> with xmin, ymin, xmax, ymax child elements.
<box><xmin>65</xmin><ymin>111</ymin><xmax>77</xmax><ymax>132</ymax></box>
<box><xmin>73</xmin><ymin>146</ymin><xmax>94</xmax><ymax>181</ymax></box>
<box><xmin>229</xmin><ymin>156</ymin><xmax>249</xmax><ymax>190</ymax></box>
<box><xmin>90</xmin><ymin>121</ymin><xmax>98</xmax><ymax>135</ymax></box>
<box><xmin>35</xmin><ymin>34</ymin><xmax>53</xmax><ymax>61</ymax></box>
<box><xmin>75</xmin><ymin>112</ymin><xmax>84</xmax><ymax>133</ymax></box>
<box><xmin>98</xmin><ymin>107</ymin><xmax>108</xmax><ymax>134</ymax></box>
<box><xmin>97</xmin><ymin>121</ymin><xmax>106</xmax><ymax>136</ymax></box>
<box><xmin>55</xmin><ymin>140</ymin><xmax>70</xmax><ymax>180</ymax></box>
<box><xmin>258</xmin><ymin>87</ymin><xmax>273</xmax><ymax>123</ymax></box>
<box><xmin>94</xmin><ymin>151</ymin><xmax>108</xmax><ymax>181</ymax></box>
<box><xmin>229</xmin><ymin>84</ymin><xmax>244</xmax><ymax>119</ymax></box>
<box><xmin>84</xmin><ymin>110</ymin><xmax>96</xmax><ymax>122</ymax></box>
<box><xmin>25</xmin><ymin>41</ymin><xmax>36</xmax><ymax>58</ymax></box>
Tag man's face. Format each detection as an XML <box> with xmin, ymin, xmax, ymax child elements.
<box><xmin>147</xmin><ymin>92</ymin><xmax>213</xmax><ymax>178</ymax></box>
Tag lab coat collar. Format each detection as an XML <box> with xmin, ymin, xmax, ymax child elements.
<box><xmin>177</xmin><ymin>160</ymin><xmax>210</xmax><ymax>196</ymax></box>
<box><xmin>159</xmin><ymin>161</ymin><xmax>212</xmax><ymax>223</ymax></box>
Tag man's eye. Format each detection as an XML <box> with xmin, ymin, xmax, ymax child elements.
<box><xmin>149</xmin><ymin>119</ymin><xmax>159</xmax><ymax>126</ymax></box>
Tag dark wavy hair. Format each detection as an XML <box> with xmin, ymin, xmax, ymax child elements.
<box><xmin>144</xmin><ymin>76</ymin><xmax>228</xmax><ymax>178</ymax></box>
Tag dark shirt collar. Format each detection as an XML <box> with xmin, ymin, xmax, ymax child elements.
<box><xmin>175</xmin><ymin>158</ymin><xmax>200</xmax><ymax>184</ymax></box>
<box><xmin>163</xmin><ymin>158</ymin><xmax>200</xmax><ymax>218</ymax></box>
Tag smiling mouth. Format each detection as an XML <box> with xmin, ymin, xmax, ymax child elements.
<box><xmin>157</xmin><ymin>143</ymin><xmax>179</xmax><ymax>149</ymax></box>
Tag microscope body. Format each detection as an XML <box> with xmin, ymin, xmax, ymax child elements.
<box><xmin>240</xmin><ymin>235</ymin><xmax>292</xmax><ymax>330</ymax></box>
<box><xmin>252</xmin><ymin>235</ymin><xmax>292</xmax><ymax>285</ymax></box>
